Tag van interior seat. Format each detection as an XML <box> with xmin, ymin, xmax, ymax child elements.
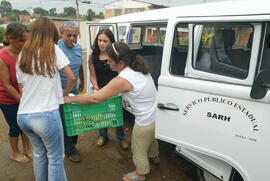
<box><xmin>170</xmin><ymin>46</ymin><xmax>188</xmax><ymax>75</ymax></box>
<box><xmin>134</xmin><ymin>46</ymin><xmax>163</xmax><ymax>88</ymax></box>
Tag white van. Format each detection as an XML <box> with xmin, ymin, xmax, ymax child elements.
<box><xmin>86</xmin><ymin>1</ymin><xmax>270</xmax><ymax>180</ymax></box>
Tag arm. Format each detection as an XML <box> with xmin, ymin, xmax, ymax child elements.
<box><xmin>0</xmin><ymin>60</ymin><xmax>20</xmax><ymax>101</ymax></box>
<box><xmin>61</xmin><ymin>65</ymin><xmax>76</xmax><ymax>96</ymax></box>
<box><xmin>89</xmin><ymin>54</ymin><xmax>98</xmax><ymax>89</ymax></box>
<box><xmin>65</xmin><ymin>76</ymin><xmax>133</xmax><ymax>105</ymax></box>
<box><xmin>78</xmin><ymin>64</ymin><xmax>84</xmax><ymax>92</ymax></box>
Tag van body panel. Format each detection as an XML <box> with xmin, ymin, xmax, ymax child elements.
<box><xmin>156</xmin><ymin>80</ymin><xmax>270</xmax><ymax>181</ymax></box>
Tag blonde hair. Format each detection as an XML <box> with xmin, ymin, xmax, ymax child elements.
<box><xmin>19</xmin><ymin>17</ymin><xmax>59</xmax><ymax>78</ymax></box>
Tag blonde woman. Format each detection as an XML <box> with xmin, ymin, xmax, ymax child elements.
<box><xmin>17</xmin><ymin>17</ymin><xmax>75</xmax><ymax>181</ymax></box>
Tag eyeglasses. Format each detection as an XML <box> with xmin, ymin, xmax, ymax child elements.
<box><xmin>65</xmin><ymin>34</ymin><xmax>78</xmax><ymax>38</ymax></box>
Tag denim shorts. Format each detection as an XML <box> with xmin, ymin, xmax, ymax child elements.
<box><xmin>0</xmin><ymin>103</ymin><xmax>21</xmax><ymax>137</ymax></box>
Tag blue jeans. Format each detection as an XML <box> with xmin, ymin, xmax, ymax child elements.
<box><xmin>17</xmin><ymin>109</ymin><xmax>67</xmax><ymax>181</ymax></box>
<box><xmin>99</xmin><ymin>126</ymin><xmax>126</xmax><ymax>142</ymax></box>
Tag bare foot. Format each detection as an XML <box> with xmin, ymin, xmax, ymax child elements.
<box><xmin>11</xmin><ymin>153</ymin><xmax>30</xmax><ymax>163</ymax></box>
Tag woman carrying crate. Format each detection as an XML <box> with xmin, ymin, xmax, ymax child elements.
<box><xmin>17</xmin><ymin>17</ymin><xmax>75</xmax><ymax>181</ymax></box>
<box><xmin>65</xmin><ymin>42</ymin><xmax>160</xmax><ymax>181</ymax></box>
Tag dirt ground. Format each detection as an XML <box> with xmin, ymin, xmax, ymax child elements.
<box><xmin>0</xmin><ymin>52</ymin><xmax>199</xmax><ymax>181</ymax></box>
<box><xmin>0</xmin><ymin>110</ymin><xmax>199</xmax><ymax>181</ymax></box>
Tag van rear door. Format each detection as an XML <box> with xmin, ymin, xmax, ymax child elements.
<box><xmin>156</xmin><ymin>18</ymin><xmax>270</xmax><ymax>181</ymax></box>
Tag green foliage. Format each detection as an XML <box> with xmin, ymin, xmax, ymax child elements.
<box><xmin>63</xmin><ymin>7</ymin><xmax>76</xmax><ymax>17</ymax></box>
<box><xmin>49</xmin><ymin>8</ymin><xmax>57</xmax><ymax>16</ymax></box>
<box><xmin>95</xmin><ymin>12</ymin><xmax>104</xmax><ymax>19</ymax></box>
<box><xmin>13</xmin><ymin>9</ymin><xmax>29</xmax><ymax>15</ymax></box>
<box><xmin>86</xmin><ymin>9</ymin><xmax>95</xmax><ymax>21</ymax></box>
<box><xmin>33</xmin><ymin>7</ymin><xmax>49</xmax><ymax>16</ymax></box>
<box><xmin>7</xmin><ymin>12</ymin><xmax>17</xmax><ymax>21</ymax></box>
<box><xmin>0</xmin><ymin>27</ymin><xmax>5</xmax><ymax>42</ymax></box>
<box><xmin>0</xmin><ymin>0</ymin><xmax>12</xmax><ymax>16</ymax></box>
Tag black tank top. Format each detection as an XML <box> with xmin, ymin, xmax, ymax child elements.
<box><xmin>94</xmin><ymin>58</ymin><xmax>118</xmax><ymax>88</ymax></box>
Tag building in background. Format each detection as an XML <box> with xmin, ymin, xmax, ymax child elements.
<box><xmin>104</xmin><ymin>0</ymin><xmax>167</xmax><ymax>18</ymax></box>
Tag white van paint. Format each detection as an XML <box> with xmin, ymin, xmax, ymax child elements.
<box><xmin>85</xmin><ymin>0</ymin><xmax>270</xmax><ymax>180</ymax></box>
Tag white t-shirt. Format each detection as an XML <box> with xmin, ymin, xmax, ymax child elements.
<box><xmin>119</xmin><ymin>67</ymin><xmax>157</xmax><ymax>126</ymax></box>
<box><xmin>17</xmin><ymin>46</ymin><xmax>70</xmax><ymax>114</ymax></box>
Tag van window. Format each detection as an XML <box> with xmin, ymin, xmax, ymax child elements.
<box><xmin>160</xmin><ymin>27</ymin><xmax>166</xmax><ymax>44</ymax></box>
<box><xmin>144</xmin><ymin>27</ymin><xmax>158</xmax><ymax>43</ymax></box>
<box><xmin>128</xmin><ymin>27</ymin><xmax>141</xmax><ymax>44</ymax></box>
<box><xmin>193</xmin><ymin>24</ymin><xmax>253</xmax><ymax>79</ymax></box>
<box><xmin>170</xmin><ymin>24</ymin><xmax>189</xmax><ymax>75</ymax></box>
<box><xmin>88</xmin><ymin>25</ymin><xmax>115</xmax><ymax>49</ymax></box>
<box><xmin>118</xmin><ymin>26</ymin><xmax>127</xmax><ymax>42</ymax></box>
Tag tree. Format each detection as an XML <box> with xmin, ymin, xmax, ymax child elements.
<box><xmin>0</xmin><ymin>27</ymin><xmax>4</xmax><ymax>43</ymax></box>
<box><xmin>33</xmin><ymin>7</ymin><xmax>49</xmax><ymax>16</ymax></box>
<box><xmin>63</xmin><ymin>7</ymin><xmax>76</xmax><ymax>17</ymax></box>
<box><xmin>95</xmin><ymin>12</ymin><xmax>104</xmax><ymax>19</ymax></box>
<box><xmin>49</xmin><ymin>8</ymin><xmax>57</xmax><ymax>16</ymax></box>
<box><xmin>13</xmin><ymin>9</ymin><xmax>30</xmax><ymax>15</ymax></box>
<box><xmin>0</xmin><ymin>0</ymin><xmax>12</xmax><ymax>16</ymax></box>
<box><xmin>7</xmin><ymin>12</ymin><xmax>17</xmax><ymax>21</ymax></box>
<box><xmin>86</xmin><ymin>9</ymin><xmax>95</xmax><ymax>21</ymax></box>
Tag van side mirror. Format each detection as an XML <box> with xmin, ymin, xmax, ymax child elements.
<box><xmin>250</xmin><ymin>69</ymin><xmax>270</xmax><ymax>99</ymax></box>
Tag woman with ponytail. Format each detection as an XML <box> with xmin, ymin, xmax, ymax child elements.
<box><xmin>65</xmin><ymin>42</ymin><xmax>160</xmax><ymax>181</ymax></box>
<box><xmin>0</xmin><ymin>23</ymin><xmax>32</xmax><ymax>163</ymax></box>
<box><xmin>17</xmin><ymin>17</ymin><xmax>75</xmax><ymax>181</ymax></box>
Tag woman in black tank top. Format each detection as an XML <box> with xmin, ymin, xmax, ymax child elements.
<box><xmin>88</xmin><ymin>29</ymin><xmax>129</xmax><ymax>150</ymax></box>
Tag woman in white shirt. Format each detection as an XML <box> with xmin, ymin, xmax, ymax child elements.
<box><xmin>17</xmin><ymin>17</ymin><xmax>75</xmax><ymax>181</ymax></box>
<box><xmin>65</xmin><ymin>42</ymin><xmax>159</xmax><ymax>181</ymax></box>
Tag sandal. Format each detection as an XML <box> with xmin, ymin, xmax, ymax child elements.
<box><xmin>11</xmin><ymin>155</ymin><xmax>30</xmax><ymax>163</ymax></box>
<box><xmin>24</xmin><ymin>152</ymin><xmax>33</xmax><ymax>160</ymax></box>
<box><xmin>123</xmin><ymin>172</ymin><xmax>145</xmax><ymax>181</ymax></box>
<box><xmin>149</xmin><ymin>156</ymin><xmax>160</xmax><ymax>165</ymax></box>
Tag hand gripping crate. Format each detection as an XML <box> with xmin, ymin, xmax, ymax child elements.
<box><xmin>62</xmin><ymin>95</ymin><xmax>123</xmax><ymax>136</ymax></box>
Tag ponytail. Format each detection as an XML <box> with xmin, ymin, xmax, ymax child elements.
<box><xmin>106</xmin><ymin>42</ymin><xmax>149</xmax><ymax>74</ymax></box>
<box><xmin>129</xmin><ymin>52</ymin><xmax>149</xmax><ymax>74</ymax></box>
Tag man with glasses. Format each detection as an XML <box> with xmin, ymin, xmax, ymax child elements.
<box><xmin>58</xmin><ymin>21</ymin><xmax>84</xmax><ymax>162</ymax></box>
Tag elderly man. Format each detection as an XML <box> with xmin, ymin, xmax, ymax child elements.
<box><xmin>58</xmin><ymin>21</ymin><xmax>84</xmax><ymax>162</ymax></box>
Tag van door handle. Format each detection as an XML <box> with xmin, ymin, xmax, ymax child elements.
<box><xmin>157</xmin><ymin>103</ymin><xmax>179</xmax><ymax>111</ymax></box>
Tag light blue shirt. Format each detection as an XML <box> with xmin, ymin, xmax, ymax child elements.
<box><xmin>57</xmin><ymin>39</ymin><xmax>83</xmax><ymax>94</ymax></box>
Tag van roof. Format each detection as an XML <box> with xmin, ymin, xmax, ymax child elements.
<box><xmin>101</xmin><ymin>0</ymin><xmax>270</xmax><ymax>24</ymax></box>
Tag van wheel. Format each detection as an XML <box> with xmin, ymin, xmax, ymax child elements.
<box><xmin>197</xmin><ymin>168</ymin><xmax>221</xmax><ymax>181</ymax></box>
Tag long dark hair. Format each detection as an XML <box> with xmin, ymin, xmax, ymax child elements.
<box><xmin>3</xmin><ymin>23</ymin><xmax>29</xmax><ymax>46</ymax></box>
<box><xmin>19</xmin><ymin>17</ymin><xmax>59</xmax><ymax>78</ymax></box>
<box><xmin>106</xmin><ymin>42</ymin><xmax>149</xmax><ymax>74</ymax></box>
<box><xmin>91</xmin><ymin>29</ymin><xmax>115</xmax><ymax>60</ymax></box>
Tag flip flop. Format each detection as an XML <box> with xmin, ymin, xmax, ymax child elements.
<box><xmin>11</xmin><ymin>155</ymin><xmax>30</xmax><ymax>163</ymax></box>
<box><xmin>123</xmin><ymin>173</ymin><xmax>145</xmax><ymax>181</ymax></box>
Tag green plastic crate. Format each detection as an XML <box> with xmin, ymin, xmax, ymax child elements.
<box><xmin>62</xmin><ymin>95</ymin><xmax>123</xmax><ymax>136</ymax></box>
